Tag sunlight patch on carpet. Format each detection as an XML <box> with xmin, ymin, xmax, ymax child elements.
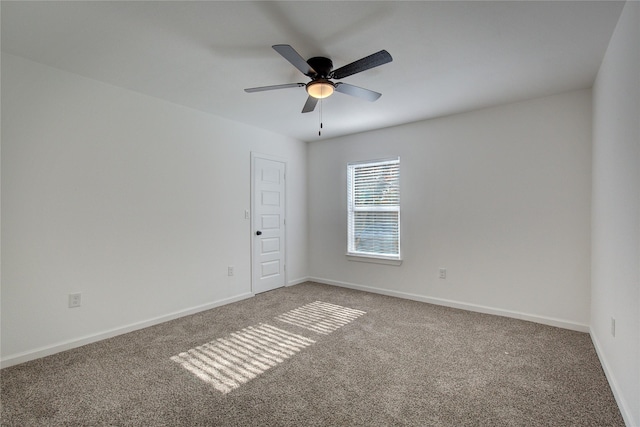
<box><xmin>275</xmin><ymin>301</ymin><xmax>366</xmax><ymax>335</ymax></box>
<box><xmin>171</xmin><ymin>323</ymin><xmax>315</xmax><ymax>394</ymax></box>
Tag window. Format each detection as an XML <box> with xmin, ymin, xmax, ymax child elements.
<box><xmin>347</xmin><ymin>158</ymin><xmax>400</xmax><ymax>262</ymax></box>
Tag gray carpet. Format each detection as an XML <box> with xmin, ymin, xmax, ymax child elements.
<box><xmin>0</xmin><ymin>282</ymin><xmax>624</xmax><ymax>426</ymax></box>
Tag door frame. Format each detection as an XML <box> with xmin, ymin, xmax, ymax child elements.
<box><xmin>250</xmin><ymin>152</ymin><xmax>287</xmax><ymax>294</ymax></box>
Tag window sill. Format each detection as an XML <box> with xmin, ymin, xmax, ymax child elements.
<box><xmin>346</xmin><ymin>254</ymin><xmax>403</xmax><ymax>266</ymax></box>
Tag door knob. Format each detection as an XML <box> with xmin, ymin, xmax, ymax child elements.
<box><xmin>256</xmin><ymin>231</ymin><xmax>262</xmax><ymax>236</ymax></box>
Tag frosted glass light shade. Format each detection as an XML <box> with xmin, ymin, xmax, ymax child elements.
<box><xmin>307</xmin><ymin>80</ymin><xmax>334</xmax><ymax>99</ymax></box>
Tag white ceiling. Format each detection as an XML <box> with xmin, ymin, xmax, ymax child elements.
<box><xmin>1</xmin><ymin>1</ymin><xmax>625</xmax><ymax>142</ymax></box>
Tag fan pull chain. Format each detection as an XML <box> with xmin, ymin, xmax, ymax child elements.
<box><xmin>319</xmin><ymin>94</ymin><xmax>323</xmax><ymax>136</ymax></box>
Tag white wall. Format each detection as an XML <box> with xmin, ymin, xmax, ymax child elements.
<box><xmin>0</xmin><ymin>53</ymin><xmax>308</xmax><ymax>366</ymax></box>
<box><xmin>591</xmin><ymin>2</ymin><xmax>640</xmax><ymax>425</ymax></box>
<box><xmin>309</xmin><ymin>89</ymin><xmax>593</xmax><ymax>331</ymax></box>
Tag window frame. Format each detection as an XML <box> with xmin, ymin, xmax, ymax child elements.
<box><xmin>346</xmin><ymin>157</ymin><xmax>402</xmax><ymax>265</ymax></box>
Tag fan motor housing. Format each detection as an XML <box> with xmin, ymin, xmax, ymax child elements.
<box><xmin>307</xmin><ymin>57</ymin><xmax>333</xmax><ymax>78</ymax></box>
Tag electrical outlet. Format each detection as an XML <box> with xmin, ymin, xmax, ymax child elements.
<box><xmin>610</xmin><ymin>317</ymin><xmax>616</xmax><ymax>337</ymax></box>
<box><xmin>68</xmin><ymin>293</ymin><xmax>82</xmax><ymax>308</ymax></box>
<box><xmin>228</xmin><ymin>266</ymin><xmax>234</xmax><ymax>276</ymax></box>
<box><xmin>439</xmin><ymin>268</ymin><xmax>447</xmax><ymax>280</ymax></box>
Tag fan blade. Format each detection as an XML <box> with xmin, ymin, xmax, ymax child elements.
<box><xmin>330</xmin><ymin>50</ymin><xmax>392</xmax><ymax>80</ymax></box>
<box><xmin>273</xmin><ymin>44</ymin><xmax>317</xmax><ymax>76</ymax></box>
<box><xmin>334</xmin><ymin>83</ymin><xmax>382</xmax><ymax>102</ymax></box>
<box><xmin>244</xmin><ymin>83</ymin><xmax>305</xmax><ymax>93</ymax></box>
<box><xmin>301</xmin><ymin>96</ymin><xmax>318</xmax><ymax>113</ymax></box>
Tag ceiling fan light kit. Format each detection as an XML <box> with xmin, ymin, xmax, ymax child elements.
<box><xmin>245</xmin><ymin>44</ymin><xmax>392</xmax><ymax>114</ymax></box>
<box><xmin>306</xmin><ymin>79</ymin><xmax>334</xmax><ymax>99</ymax></box>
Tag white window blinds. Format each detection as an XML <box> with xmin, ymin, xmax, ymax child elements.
<box><xmin>347</xmin><ymin>158</ymin><xmax>400</xmax><ymax>259</ymax></box>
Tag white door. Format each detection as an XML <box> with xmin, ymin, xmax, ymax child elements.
<box><xmin>252</xmin><ymin>154</ymin><xmax>286</xmax><ymax>294</ymax></box>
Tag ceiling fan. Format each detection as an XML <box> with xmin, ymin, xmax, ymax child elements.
<box><xmin>245</xmin><ymin>44</ymin><xmax>393</xmax><ymax>113</ymax></box>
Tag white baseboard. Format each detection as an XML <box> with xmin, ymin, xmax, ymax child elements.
<box><xmin>590</xmin><ymin>330</ymin><xmax>635</xmax><ymax>427</ymax></box>
<box><xmin>0</xmin><ymin>292</ymin><xmax>254</xmax><ymax>369</ymax></box>
<box><xmin>287</xmin><ymin>276</ymin><xmax>310</xmax><ymax>287</ymax></box>
<box><xmin>309</xmin><ymin>277</ymin><xmax>590</xmax><ymax>333</ymax></box>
